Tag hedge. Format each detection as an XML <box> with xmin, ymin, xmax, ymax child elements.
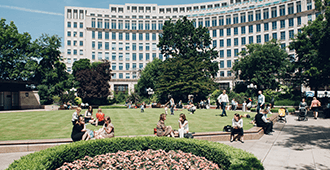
<box><xmin>99</xmin><ymin>105</ymin><xmax>127</xmax><ymax>109</ymax></box>
<box><xmin>250</xmin><ymin>107</ymin><xmax>295</xmax><ymax>113</ymax></box>
<box><xmin>7</xmin><ymin>137</ymin><xmax>263</xmax><ymax>170</ymax></box>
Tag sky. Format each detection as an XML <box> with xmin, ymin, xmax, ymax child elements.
<box><xmin>0</xmin><ymin>0</ymin><xmax>214</xmax><ymax>50</ymax></box>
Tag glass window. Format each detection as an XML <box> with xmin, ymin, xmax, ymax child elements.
<box><xmin>234</xmin><ymin>27</ymin><xmax>238</xmax><ymax>35</ymax></box>
<box><xmin>219</xmin><ymin>50</ymin><xmax>224</xmax><ymax>58</ymax></box>
<box><xmin>240</xmin><ymin>13</ymin><xmax>246</xmax><ymax>23</ymax></box>
<box><xmin>132</xmin><ymin>33</ymin><xmax>136</xmax><ymax>40</ymax></box>
<box><xmin>249</xmin><ymin>36</ymin><xmax>253</xmax><ymax>44</ymax></box>
<box><xmin>118</xmin><ymin>20</ymin><xmax>123</xmax><ymax>29</ymax></box>
<box><xmin>132</xmin><ymin>43</ymin><xmax>136</xmax><ymax>51</ymax></box>
<box><xmin>125</xmin><ymin>20</ymin><xmax>130</xmax><ymax>29</ymax></box>
<box><xmin>67</xmin><ymin>49</ymin><xmax>71</xmax><ymax>55</ymax></box>
<box><xmin>152</xmin><ymin>33</ymin><xmax>156</xmax><ymax>40</ymax></box>
<box><xmin>112</xmin><ymin>32</ymin><xmax>116</xmax><ymax>40</ymax></box>
<box><xmin>92</xmin><ymin>52</ymin><xmax>95</xmax><ymax>60</ymax></box>
<box><xmin>159</xmin><ymin>53</ymin><xmax>163</xmax><ymax>60</ymax></box>
<box><xmin>152</xmin><ymin>53</ymin><xmax>156</xmax><ymax>59</ymax></box>
<box><xmin>249</xmin><ymin>25</ymin><xmax>253</xmax><ymax>33</ymax></box>
<box><xmin>112</xmin><ymin>63</ymin><xmax>116</xmax><ymax>70</ymax></box>
<box><xmin>98</xmin><ymin>42</ymin><xmax>102</xmax><ymax>49</ymax></box>
<box><xmin>233</xmin><ymin>14</ymin><xmax>238</xmax><ymax>24</ymax></box>
<box><xmin>257</xmin><ymin>35</ymin><xmax>261</xmax><ymax>43</ymax></box>
<box><xmin>212</xmin><ymin>17</ymin><xmax>217</xmax><ymax>26</ymax></box>
<box><xmin>227</xmin><ymin>50</ymin><xmax>231</xmax><ymax>57</ymax></box>
<box><xmin>91</xmin><ymin>18</ymin><xmax>95</xmax><ymax>28</ymax></box>
<box><xmin>98</xmin><ymin>52</ymin><xmax>102</xmax><ymax>60</ymax></box>
<box><xmin>112</xmin><ymin>53</ymin><xmax>116</xmax><ymax>60</ymax></box>
<box><xmin>67</xmin><ymin>22</ymin><xmax>71</xmax><ymax>28</ymax></box>
<box><xmin>126</xmin><ymin>73</ymin><xmax>130</xmax><ymax>79</ymax></box>
<box><xmin>73</xmin><ymin>50</ymin><xmax>77</xmax><ymax>55</ymax></box>
<box><xmin>271</xmin><ymin>7</ymin><xmax>277</xmax><ymax>18</ymax></box>
<box><xmin>308</xmin><ymin>14</ymin><xmax>312</xmax><ymax>21</ymax></box>
<box><xmin>280</xmin><ymin>20</ymin><xmax>285</xmax><ymax>28</ymax></box>
<box><xmin>220</xmin><ymin>61</ymin><xmax>224</xmax><ymax>68</ymax></box>
<box><xmin>139</xmin><ymin>63</ymin><xmax>143</xmax><ymax>69</ymax></box>
<box><xmin>119</xmin><ymin>63</ymin><xmax>123</xmax><ymax>70</ymax></box>
<box><xmin>119</xmin><ymin>33</ymin><xmax>123</xmax><ymax>40</ymax></box>
<box><xmin>92</xmin><ymin>31</ymin><xmax>95</xmax><ymax>39</ymax></box>
<box><xmin>139</xmin><ymin>53</ymin><xmax>143</xmax><ymax>60</ymax></box>
<box><xmin>112</xmin><ymin>73</ymin><xmax>116</xmax><ymax>79</ymax></box>
<box><xmin>67</xmin><ymin>40</ymin><xmax>71</xmax><ymax>46</ymax></box>
<box><xmin>111</xmin><ymin>20</ymin><xmax>116</xmax><ymax>29</ymax></box>
<box><xmin>281</xmin><ymin>31</ymin><xmax>285</xmax><ymax>40</ymax></box>
<box><xmin>219</xmin><ymin>16</ymin><xmax>224</xmax><ymax>26</ymax></box>
<box><xmin>288</xmin><ymin>3</ymin><xmax>294</xmax><ymax>15</ymax></box>
<box><xmin>248</xmin><ymin>12</ymin><xmax>253</xmax><ymax>22</ymax></box>
<box><xmin>152</xmin><ymin>21</ymin><xmax>156</xmax><ymax>30</ymax></box>
<box><xmin>125</xmin><ymin>33</ymin><xmax>130</xmax><ymax>40</ymax></box>
<box><xmin>67</xmin><ymin>31</ymin><xmax>71</xmax><ymax>37</ymax></box>
<box><xmin>289</xmin><ymin>18</ymin><xmax>294</xmax><ymax>27</ymax></box>
<box><xmin>105</xmin><ymin>19</ymin><xmax>109</xmax><ymax>29</ymax></box>
<box><xmin>227</xmin><ymin>39</ymin><xmax>231</xmax><ymax>47</ymax></box>
<box><xmin>272</xmin><ymin>33</ymin><xmax>277</xmax><ymax>40</ymax></box>
<box><xmin>139</xmin><ymin>43</ymin><xmax>143</xmax><ymax>51</ymax></box>
<box><xmin>98</xmin><ymin>19</ymin><xmax>103</xmax><ymax>28</ymax></box>
<box><xmin>125</xmin><ymin>53</ymin><xmax>130</xmax><ymax>61</ymax></box>
<box><xmin>80</xmin><ymin>41</ymin><xmax>83</xmax><ymax>46</ymax></box>
<box><xmin>92</xmin><ymin>41</ymin><xmax>95</xmax><ymax>49</ymax></box>
<box><xmin>73</xmin><ymin>41</ymin><xmax>77</xmax><ymax>46</ymax></box>
<box><xmin>280</xmin><ymin>5</ymin><xmax>285</xmax><ymax>16</ymax></box>
<box><xmin>234</xmin><ymin>38</ymin><xmax>238</xmax><ymax>46</ymax></box>
<box><xmin>205</xmin><ymin>19</ymin><xmax>210</xmax><ymax>27</ymax></box>
<box><xmin>132</xmin><ymin>53</ymin><xmax>136</xmax><ymax>61</ymax></box>
<box><xmin>126</xmin><ymin>63</ymin><xmax>130</xmax><ymax>70</ymax></box>
<box><xmin>289</xmin><ymin>30</ymin><xmax>294</xmax><ymax>38</ymax></box>
<box><xmin>105</xmin><ymin>32</ymin><xmax>109</xmax><ymax>39</ymax></box>
<box><xmin>272</xmin><ymin>21</ymin><xmax>277</xmax><ymax>30</ymax></box>
<box><xmin>264</xmin><ymin>23</ymin><xmax>269</xmax><ymax>31</ymax></box>
<box><xmin>220</xmin><ymin>29</ymin><xmax>224</xmax><ymax>36</ymax></box>
<box><xmin>241</xmin><ymin>37</ymin><xmax>246</xmax><ymax>45</ymax></box>
<box><xmin>98</xmin><ymin>32</ymin><xmax>102</xmax><ymax>39</ymax></box>
<box><xmin>234</xmin><ymin>49</ymin><xmax>239</xmax><ymax>57</ymax></box>
<box><xmin>146</xmin><ymin>33</ymin><xmax>150</xmax><ymax>40</ymax></box>
<box><xmin>307</xmin><ymin>0</ymin><xmax>312</xmax><ymax>10</ymax></box>
<box><xmin>158</xmin><ymin>21</ymin><xmax>163</xmax><ymax>30</ymax></box>
<box><xmin>264</xmin><ymin>34</ymin><xmax>269</xmax><ymax>42</ymax></box>
<box><xmin>146</xmin><ymin>43</ymin><xmax>150</xmax><ymax>51</ymax></box>
<box><xmin>213</xmin><ymin>30</ymin><xmax>217</xmax><ymax>37</ymax></box>
<box><xmin>139</xmin><ymin>21</ymin><xmax>143</xmax><ymax>30</ymax></box>
<box><xmin>241</xmin><ymin>26</ymin><xmax>246</xmax><ymax>34</ymax></box>
<box><xmin>220</xmin><ymin>40</ymin><xmax>224</xmax><ymax>47</ymax></box>
<box><xmin>297</xmin><ymin>1</ymin><xmax>301</xmax><ymax>13</ymax></box>
<box><xmin>255</xmin><ymin>10</ymin><xmax>261</xmax><ymax>21</ymax></box>
<box><xmin>105</xmin><ymin>52</ymin><xmax>109</xmax><ymax>60</ymax></box>
<box><xmin>281</xmin><ymin>43</ymin><xmax>286</xmax><ymax>49</ymax></box>
<box><xmin>132</xmin><ymin>21</ymin><xmax>137</xmax><ymax>30</ymax></box>
<box><xmin>79</xmin><ymin>32</ymin><xmax>83</xmax><ymax>37</ymax></box>
<box><xmin>227</xmin><ymin>60</ymin><xmax>231</xmax><ymax>67</ymax></box>
<box><xmin>263</xmin><ymin>8</ymin><xmax>269</xmax><ymax>19</ymax></box>
<box><xmin>119</xmin><ymin>73</ymin><xmax>123</xmax><ymax>79</ymax></box>
<box><xmin>139</xmin><ymin>33</ymin><xmax>143</xmax><ymax>40</ymax></box>
<box><xmin>146</xmin><ymin>53</ymin><xmax>150</xmax><ymax>60</ymax></box>
<box><xmin>227</xmin><ymin>28</ymin><xmax>231</xmax><ymax>36</ymax></box>
<box><xmin>227</xmin><ymin>71</ymin><xmax>232</xmax><ymax>77</ymax></box>
<box><xmin>213</xmin><ymin>40</ymin><xmax>217</xmax><ymax>48</ymax></box>
<box><xmin>256</xmin><ymin>24</ymin><xmax>261</xmax><ymax>32</ymax></box>
<box><xmin>112</xmin><ymin>43</ymin><xmax>116</xmax><ymax>50</ymax></box>
<box><xmin>119</xmin><ymin>43</ymin><xmax>123</xmax><ymax>50</ymax></box>
<box><xmin>220</xmin><ymin>71</ymin><xmax>224</xmax><ymax>77</ymax></box>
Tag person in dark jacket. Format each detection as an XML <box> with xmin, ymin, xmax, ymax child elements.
<box><xmin>255</xmin><ymin>109</ymin><xmax>274</xmax><ymax>134</ymax></box>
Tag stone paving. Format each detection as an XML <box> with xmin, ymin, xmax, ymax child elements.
<box><xmin>1</xmin><ymin>113</ymin><xmax>329</xmax><ymax>170</ymax></box>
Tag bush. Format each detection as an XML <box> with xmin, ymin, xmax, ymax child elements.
<box><xmin>274</xmin><ymin>99</ymin><xmax>300</xmax><ymax>106</ymax></box>
<box><xmin>8</xmin><ymin>137</ymin><xmax>263</xmax><ymax>170</ymax></box>
<box><xmin>99</xmin><ymin>105</ymin><xmax>127</xmax><ymax>109</ymax></box>
<box><xmin>250</xmin><ymin>108</ymin><xmax>295</xmax><ymax>113</ymax></box>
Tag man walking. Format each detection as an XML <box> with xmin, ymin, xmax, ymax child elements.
<box><xmin>217</xmin><ymin>90</ymin><xmax>229</xmax><ymax>116</ymax></box>
<box><xmin>257</xmin><ymin>90</ymin><xmax>265</xmax><ymax>114</ymax></box>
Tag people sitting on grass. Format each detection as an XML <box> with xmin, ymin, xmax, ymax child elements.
<box><xmin>94</xmin><ymin>116</ymin><xmax>115</xmax><ymax>139</ymax></box>
<box><xmin>187</xmin><ymin>102</ymin><xmax>196</xmax><ymax>114</ymax></box>
<box><xmin>95</xmin><ymin>108</ymin><xmax>105</xmax><ymax>127</ymax></box>
<box><xmin>178</xmin><ymin>113</ymin><xmax>189</xmax><ymax>138</ymax></box>
<box><xmin>141</xmin><ymin>102</ymin><xmax>145</xmax><ymax>112</ymax></box>
<box><xmin>255</xmin><ymin>109</ymin><xmax>274</xmax><ymax>135</ymax></box>
<box><xmin>199</xmin><ymin>100</ymin><xmax>205</xmax><ymax>109</ymax></box>
<box><xmin>71</xmin><ymin>116</ymin><xmax>90</xmax><ymax>142</ymax></box>
<box><xmin>230</xmin><ymin>113</ymin><xmax>244</xmax><ymax>143</ymax></box>
<box><xmin>156</xmin><ymin>113</ymin><xmax>175</xmax><ymax>137</ymax></box>
<box><xmin>85</xmin><ymin>106</ymin><xmax>96</xmax><ymax>124</ymax></box>
<box><xmin>71</xmin><ymin>107</ymin><xmax>82</xmax><ymax>125</ymax></box>
<box><xmin>231</xmin><ymin>99</ymin><xmax>237</xmax><ymax>111</ymax></box>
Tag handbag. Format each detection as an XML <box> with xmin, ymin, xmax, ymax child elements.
<box><xmin>223</xmin><ymin>125</ymin><xmax>232</xmax><ymax>132</ymax></box>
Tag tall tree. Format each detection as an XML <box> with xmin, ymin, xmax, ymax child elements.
<box><xmin>135</xmin><ymin>58</ymin><xmax>163</xmax><ymax>98</ymax></box>
<box><xmin>0</xmin><ymin>19</ymin><xmax>35</xmax><ymax>80</ymax></box>
<box><xmin>72</xmin><ymin>58</ymin><xmax>92</xmax><ymax>76</ymax></box>
<box><xmin>232</xmin><ymin>39</ymin><xmax>290</xmax><ymax>90</ymax></box>
<box><xmin>157</xmin><ymin>17</ymin><xmax>219</xmax><ymax>102</ymax></box>
<box><xmin>75</xmin><ymin>60</ymin><xmax>111</xmax><ymax>104</ymax></box>
<box><xmin>289</xmin><ymin>0</ymin><xmax>330</xmax><ymax>95</ymax></box>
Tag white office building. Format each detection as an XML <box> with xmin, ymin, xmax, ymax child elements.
<box><xmin>64</xmin><ymin>0</ymin><xmax>317</xmax><ymax>94</ymax></box>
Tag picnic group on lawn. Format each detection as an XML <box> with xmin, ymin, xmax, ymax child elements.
<box><xmin>71</xmin><ymin>89</ymin><xmax>326</xmax><ymax>142</ymax></box>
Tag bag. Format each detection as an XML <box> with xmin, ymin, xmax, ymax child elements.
<box><xmin>223</xmin><ymin>125</ymin><xmax>232</xmax><ymax>132</ymax></box>
<box><xmin>184</xmin><ymin>132</ymin><xmax>194</xmax><ymax>139</ymax></box>
<box><xmin>246</xmin><ymin>114</ymin><xmax>251</xmax><ymax>118</ymax></box>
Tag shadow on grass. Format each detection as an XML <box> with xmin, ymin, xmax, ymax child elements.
<box><xmin>285</xmin><ymin>163</ymin><xmax>329</xmax><ymax>170</ymax></box>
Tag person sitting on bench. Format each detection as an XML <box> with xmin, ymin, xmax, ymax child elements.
<box><xmin>230</xmin><ymin>113</ymin><xmax>244</xmax><ymax>143</ymax></box>
<box><xmin>255</xmin><ymin>109</ymin><xmax>274</xmax><ymax>135</ymax></box>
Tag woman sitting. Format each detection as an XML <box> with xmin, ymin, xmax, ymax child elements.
<box><xmin>84</xmin><ymin>106</ymin><xmax>96</xmax><ymax>124</ymax></box>
<box><xmin>230</xmin><ymin>113</ymin><xmax>244</xmax><ymax>143</ymax></box>
<box><xmin>71</xmin><ymin>116</ymin><xmax>90</xmax><ymax>142</ymax></box>
<box><xmin>187</xmin><ymin>102</ymin><xmax>196</xmax><ymax>114</ymax></box>
<box><xmin>71</xmin><ymin>107</ymin><xmax>82</xmax><ymax>125</ymax></box>
<box><xmin>156</xmin><ymin>113</ymin><xmax>174</xmax><ymax>137</ymax></box>
<box><xmin>95</xmin><ymin>108</ymin><xmax>105</xmax><ymax>127</ymax></box>
<box><xmin>95</xmin><ymin>116</ymin><xmax>115</xmax><ymax>139</ymax></box>
<box><xmin>178</xmin><ymin>113</ymin><xmax>189</xmax><ymax>138</ymax></box>
<box><xmin>255</xmin><ymin>109</ymin><xmax>274</xmax><ymax>134</ymax></box>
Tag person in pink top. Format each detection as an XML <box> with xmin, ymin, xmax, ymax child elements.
<box><xmin>310</xmin><ymin>97</ymin><xmax>321</xmax><ymax>119</ymax></box>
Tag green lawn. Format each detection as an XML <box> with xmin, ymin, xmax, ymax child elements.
<box><xmin>0</xmin><ymin>108</ymin><xmax>256</xmax><ymax>141</ymax></box>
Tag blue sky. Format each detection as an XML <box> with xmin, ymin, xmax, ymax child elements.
<box><xmin>0</xmin><ymin>0</ymin><xmax>213</xmax><ymax>49</ymax></box>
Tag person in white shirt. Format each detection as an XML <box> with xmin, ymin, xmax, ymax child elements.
<box><xmin>178</xmin><ymin>113</ymin><xmax>189</xmax><ymax>138</ymax></box>
<box><xmin>230</xmin><ymin>113</ymin><xmax>244</xmax><ymax>143</ymax></box>
<box><xmin>217</xmin><ymin>90</ymin><xmax>229</xmax><ymax>116</ymax></box>
<box><xmin>257</xmin><ymin>90</ymin><xmax>265</xmax><ymax>114</ymax></box>
<box><xmin>71</xmin><ymin>107</ymin><xmax>82</xmax><ymax>125</ymax></box>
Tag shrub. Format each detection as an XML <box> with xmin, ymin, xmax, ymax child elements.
<box><xmin>99</xmin><ymin>105</ymin><xmax>127</xmax><ymax>109</ymax></box>
<box><xmin>8</xmin><ymin>137</ymin><xmax>263</xmax><ymax>170</ymax></box>
<box><xmin>274</xmin><ymin>99</ymin><xmax>300</xmax><ymax>106</ymax></box>
<box><xmin>250</xmin><ymin>108</ymin><xmax>295</xmax><ymax>113</ymax></box>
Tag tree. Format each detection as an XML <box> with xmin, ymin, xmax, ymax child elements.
<box><xmin>289</xmin><ymin>0</ymin><xmax>330</xmax><ymax>96</ymax></box>
<box><xmin>0</xmin><ymin>19</ymin><xmax>35</xmax><ymax>80</ymax></box>
<box><xmin>232</xmin><ymin>39</ymin><xmax>291</xmax><ymax>90</ymax></box>
<box><xmin>72</xmin><ymin>58</ymin><xmax>92</xmax><ymax>76</ymax></box>
<box><xmin>75</xmin><ymin>60</ymin><xmax>111</xmax><ymax>104</ymax></box>
<box><xmin>33</xmin><ymin>34</ymin><xmax>72</xmax><ymax>104</ymax></box>
<box><xmin>135</xmin><ymin>58</ymin><xmax>163</xmax><ymax>98</ymax></box>
<box><xmin>157</xmin><ymin>17</ymin><xmax>219</xmax><ymax>102</ymax></box>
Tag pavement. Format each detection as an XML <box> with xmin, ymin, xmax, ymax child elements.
<box><xmin>1</xmin><ymin>113</ymin><xmax>329</xmax><ymax>170</ymax></box>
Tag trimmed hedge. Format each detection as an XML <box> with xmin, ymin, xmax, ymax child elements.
<box><xmin>99</xmin><ymin>105</ymin><xmax>127</xmax><ymax>109</ymax></box>
<box><xmin>250</xmin><ymin>108</ymin><xmax>295</xmax><ymax>113</ymax></box>
<box><xmin>7</xmin><ymin>137</ymin><xmax>263</xmax><ymax>170</ymax></box>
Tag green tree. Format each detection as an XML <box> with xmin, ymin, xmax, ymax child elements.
<box><xmin>135</xmin><ymin>58</ymin><xmax>163</xmax><ymax>98</ymax></box>
<box><xmin>72</xmin><ymin>58</ymin><xmax>92</xmax><ymax>76</ymax></box>
<box><xmin>0</xmin><ymin>19</ymin><xmax>35</xmax><ymax>80</ymax></box>
<box><xmin>289</xmin><ymin>0</ymin><xmax>330</xmax><ymax>96</ymax></box>
<box><xmin>232</xmin><ymin>39</ymin><xmax>290</xmax><ymax>90</ymax></box>
<box><xmin>157</xmin><ymin>17</ymin><xmax>219</xmax><ymax>102</ymax></box>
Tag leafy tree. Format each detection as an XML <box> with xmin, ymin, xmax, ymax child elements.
<box><xmin>72</xmin><ymin>58</ymin><xmax>92</xmax><ymax>76</ymax></box>
<box><xmin>135</xmin><ymin>58</ymin><xmax>163</xmax><ymax>98</ymax></box>
<box><xmin>289</xmin><ymin>0</ymin><xmax>330</xmax><ymax>96</ymax></box>
<box><xmin>157</xmin><ymin>17</ymin><xmax>219</xmax><ymax>102</ymax></box>
<box><xmin>232</xmin><ymin>39</ymin><xmax>291</xmax><ymax>90</ymax></box>
<box><xmin>75</xmin><ymin>60</ymin><xmax>111</xmax><ymax>105</ymax></box>
<box><xmin>0</xmin><ymin>19</ymin><xmax>35</xmax><ymax>80</ymax></box>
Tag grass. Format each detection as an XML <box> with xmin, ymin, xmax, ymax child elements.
<box><xmin>0</xmin><ymin>108</ymin><xmax>256</xmax><ymax>141</ymax></box>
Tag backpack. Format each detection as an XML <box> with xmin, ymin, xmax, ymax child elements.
<box><xmin>223</xmin><ymin>125</ymin><xmax>232</xmax><ymax>132</ymax></box>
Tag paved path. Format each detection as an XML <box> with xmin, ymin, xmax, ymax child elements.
<box><xmin>218</xmin><ymin>114</ymin><xmax>330</xmax><ymax>170</ymax></box>
<box><xmin>1</xmin><ymin>114</ymin><xmax>329</xmax><ymax>170</ymax></box>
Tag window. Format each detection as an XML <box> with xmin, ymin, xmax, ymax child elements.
<box><xmin>92</xmin><ymin>52</ymin><xmax>95</xmax><ymax>60</ymax></box>
<box><xmin>307</xmin><ymin>0</ymin><xmax>312</xmax><ymax>10</ymax></box>
<box><xmin>73</xmin><ymin>32</ymin><xmax>77</xmax><ymax>37</ymax></box>
<box><xmin>104</xmin><ymin>19</ymin><xmax>110</xmax><ymax>29</ymax></box>
<box><xmin>111</xmin><ymin>20</ymin><xmax>116</xmax><ymax>29</ymax></box>
<box><xmin>205</xmin><ymin>18</ymin><xmax>210</xmax><ymax>27</ymax></box>
<box><xmin>112</xmin><ymin>73</ymin><xmax>116</xmax><ymax>79</ymax></box>
<box><xmin>241</xmin><ymin>37</ymin><xmax>246</xmax><ymax>45</ymax></box>
<box><xmin>212</xmin><ymin>17</ymin><xmax>217</xmax><ymax>26</ymax></box>
<box><xmin>92</xmin><ymin>41</ymin><xmax>95</xmax><ymax>49</ymax></box>
<box><xmin>234</xmin><ymin>49</ymin><xmax>239</xmax><ymax>57</ymax></box>
<box><xmin>139</xmin><ymin>43</ymin><xmax>143</xmax><ymax>51</ymax></box>
<box><xmin>234</xmin><ymin>38</ymin><xmax>238</xmax><ymax>46</ymax></box>
<box><xmin>73</xmin><ymin>41</ymin><xmax>77</xmax><ymax>46</ymax></box>
<box><xmin>264</xmin><ymin>34</ymin><xmax>269</xmax><ymax>42</ymax></box>
<box><xmin>281</xmin><ymin>43</ymin><xmax>286</xmax><ymax>49</ymax></box>
<box><xmin>112</xmin><ymin>63</ymin><xmax>116</xmax><ymax>70</ymax></box>
<box><xmin>248</xmin><ymin>12</ymin><xmax>253</xmax><ymax>22</ymax></box>
<box><xmin>67</xmin><ymin>49</ymin><xmax>71</xmax><ymax>55</ymax></box>
<box><xmin>98</xmin><ymin>19</ymin><xmax>103</xmax><ymax>28</ymax></box>
<box><xmin>91</xmin><ymin>18</ymin><xmax>95</xmax><ymax>28</ymax></box>
<box><xmin>67</xmin><ymin>40</ymin><xmax>71</xmax><ymax>46</ymax></box>
<box><xmin>67</xmin><ymin>22</ymin><xmax>71</xmax><ymax>28</ymax></box>
<box><xmin>220</xmin><ymin>71</ymin><xmax>224</xmax><ymax>77</ymax></box>
<box><xmin>158</xmin><ymin>21</ymin><xmax>163</xmax><ymax>30</ymax></box>
<box><xmin>145</xmin><ymin>33</ymin><xmax>149</xmax><ymax>41</ymax></box>
<box><xmin>118</xmin><ymin>20</ymin><xmax>123</xmax><ymax>29</ymax></box>
<box><xmin>146</xmin><ymin>53</ymin><xmax>150</xmax><ymax>60</ymax></box>
<box><xmin>125</xmin><ymin>63</ymin><xmax>130</xmax><ymax>70</ymax></box>
<box><xmin>297</xmin><ymin>17</ymin><xmax>301</xmax><ymax>25</ymax></box>
<box><xmin>240</xmin><ymin>13</ymin><xmax>246</xmax><ymax>23</ymax></box>
<box><xmin>139</xmin><ymin>53</ymin><xmax>143</xmax><ymax>60</ymax></box>
<box><xmin>264</xmin><ymin>23</ymin><xmax>269</xmax><ymax>31</ymax></box>
<box><xmin>119</xmin><ymin>63</ymin><xmax>123</xmax><ymax>70</ymax></box>
<box><xmin>227</xmin><ymin>39</ymin><xmax>231</xmax><ymax>47</ymax></box>
<box><xmin>132</xmin><ymin>53</ymin><xmax>136</xmax><ymax>61</ymax></box>
<box><xmin>146</xmin><ymin>43</ymin><xmax>150</xmax><ymax>51</ymax></box>
<box><xmin>227</xmin><ymin>71</ymin><xmax>232</xmax><ymax>77</ymax></box>
<box><xmin>220</xmin><ymin>29</ymin><xmax>224</xmax><ymax>36</ymax></box>
<box><xmin>125</xmin><ymin>43</ymin><xmax>130</xmax><ymax>51</ymax></box>
<box><xmin>289</xmin><ymin>18</ymin><xmax>294</xmax><ymax>27</ymax></box>
<box><xmin>220</xmin><ymin>50</ymin><xmax>224</xmax><ymax>58</ymax></box>
<box><xmin>280</xmin><ymin>20</ymin><xmax>285</xmax><ymax>28</ymax></box>
<box><xmin>220</xmin><ymin>40</ymin><xmax>224</xmax><ymax>47</ymax></box>
<box><xmin>152</xmin><ymin>43</ymin><xmax>157</xmax><ymax>50</ymax></box>
<box><xmin>227</xmin><ymin>50</ymin><xmax>231</xmax><ymax>57</ymax></box>
<box><xmin>119</xmin><ymin>33</ymin><xmax>123</xmax><ymax>40</ymax></box>
<box><xmin>234</xmin><ymin>27</ymin><xmax>238</xmax><ymax>35</ymax></box>
<box><xmin>152</xmin><ymin>53</ymin><xmax>156</xmax><ymax>59</ymax></box>
<box><xmin>249</xmin><ymin>36</ymin><xmax>253</xmax><ymax>44</ymax></box>
<box><xmin>227</xmin><ymin>60</ymin><xmax>232</xmax><ymax>67</ymax></box>
<box><xmin>132</xmin><ymin>43</ymin><xmax>136</xmax><ymax>51</ymax></box>
<box><xmin>263</xmin><ymin>8</ymin><xmax>269</xmax><ymax>19</ymax></box>
<box><xmin>272</xmin><ymin>33</ymin><xmax>277</xmax><ymax>40</ymax></box>
<box><xmin>79</xmin><ymin>22</ymin><xmax>83</xmax><ymax>28</ymax></box>
<box><xmin>125</xmin><ymin>33</ymin><xmax>129</xmax><ymax>40</ymax></box>
<box><xmin>233</xmin><ymin>14</ymin><xmax>238</xmax><ymax>24</ymax></box>
<box><xmin>152</xmin><ymin>33</ymin><xmax>156</xmax><ymax>40</ymax></box>
<box><xmin>132</xmin><ymin>21</ymin><xmax>137</xmax><ymax>30</ymax></box>
<box><xmin>271</xmin><ymin>7</ymin><xmax>277</xmax><ymax>18</ymax></box>
<box><xmin>219</xmin><ymin>16</ymin><xmax>224</xmax><ymax>26</ymax></box>
<box><xmin>241</xmin><ymin>26</ymin><xmax>246</xmax><ymax>34</ymax></box>
<box><xmin>159</xmin><ymin>54</ymin><xmax>163</xmax><ymax>60</ymax></box>
<box><xmin>289</xmin><ymin>30</ymin><xmax>294</xmax><ymax>38</ymax></box>
<box><xmin>67</xmin><ymin>31</ymin><xmax>71</xmax><ymax>37</ymax></box>
<box><xmin>138</xmin><ymin>21</ymin><xmax>143</xmax><ymax>30</ymax></box>
<box><xmin>220</xmin><ymin>61</ymin><xmax>224</xmax><ymax>68</ymax></box>
<box><xmin>112</xmin><ymin>43</ymin><xmax>116</xmax><ymax>50</ymax></box>
<box><xmin>118</xmin><ymin>73</ymin><xmax>123</xmax><ymax>79</ymax></box>
<box><xmin>132</xmin><ymin>33</ymin><xmax>136</xmax><ymax>40</ymax></box>
<box><xmin>288</xmin><ymin>3</ymin><xmax>294</xmax><ymax>15</ymax></box>
<box><xmin>98</xmin><ymin>42</ymin><xmax>102</xmax><ymax>49</ymax></box>
<box><xmin>272</xmin><ymin>21</ymin><xmax>277</xmax><ymax>30</ymax></box>
<box><xmin>249</xmin><ymin>25</ymin><xmax>253</xmax><ymax>33</ymax></box>
<box><xmin>227</xmin><ymin>28</ymin><xmax>231</xmax><ymax>36</ymax></box>
<box><xmin>105</xmin><ymin>52</ymin><xmax>109</xmax><ymax>60</ymax></box>
<box><xmin>125</xmin><ymin>20</ymin><xmax>130</xmax><ymax>29</ymax></box>
<box><xmin>297</xmin><ymin>1</ymin><xmax>301</xmax><ymax>13</ymax></box>
<box><xmin>125</xmin><ymin>53</ymin><xmax>130</xmax><ymax>61</ymax></box>
<box><xmin>198</xmin><ymin>18</ymin><xmax>203</xmax><ymax>27</ymax></box>
<box><xmin>213</xmin><ymin>40</ymin><xmax>217</xmax><ymax>48</ymax></box>
<box><xmin>79</xmin><ymin>41</ymin><xmax>83</xmax><ymax>46</ymax></box>
<box><xmin>139</xmin><ymin>33</ymin><xmax>143</xmax><ymax>40</ymax></box>
<box><xmin>152</xmin><ymin>21</ymin><xmax>156</xmax><ymax>30</ymax></box>
<box><xmin>256</xmin><ymin>10</ymin><xmax>261</xmax><ymax>21</ymax></box>
<box><xmin>256</xmin><ymin>24</ymin><xmax>261</xmax><ymax>32</ymax></box>
<box><xmin>119</xmin><ymin>43</ymin><xmax>123</xmax><ymax>50</ymax></box>
<box><xmin>308</xmin><ymin>14</ymin><xmax>312</xmax><ymax>21</ymax></box>
<box><xmin>280</xmin><ymin>31</ymin><xmax>285</xmax><ymax>40</ymax></box>
<box><xmin>79</xmin><ymin>32</ymin><xmax>83</xmax><ymax>37</ymax></box>
<box><xmin>126</xmin><ymin>73</ymin><xmax>130</xmax><ymax>79</ymax></box>
<box><xmin>213</xmin><ymin>30</ymin><xmax>217</xmax><ymax>37</ymax></box>
<box><xmin>98</xmin><ymin>32</ymin><xmax>102</xmax><ymax>39</ymax></box>
<box><xmin>105</xmin><ymin>32</ymin><xmax>109</xmax><ymax>39</ymax></box>
<box><xmin>112</xmin><ymin>53</ymin><xmax>116</xmax><ymax>60</ymax></box>
<box><xmin>98</xmin><ymin>52</ymin><xmax>102</xmax><ymax>60</ymax></box>
<box><xmin>257</xmin><ymin>35</ymin><xmax>261</xmax><ymax>43</ymax></box>
<box><xmin>280</xmin><ymin>5</ymin><xmax>285</xmax><ymax>16</ymax></box>
<box><xmin>139</xmin><ymin>63</ymin><xmax>143</xmax><ymax>69</ymax></box>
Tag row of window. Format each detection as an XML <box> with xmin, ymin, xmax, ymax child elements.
<box><xmin>91</xmin><ymin>31</ymin><xmax>159</xmax><ymax>41</ymax></box>
<box><xmin>112</xmin><ymin>73</ymin><xmax>137</xmax><ymax>79</ymax></box>
<box><xmin>88</xmin><ymin>52</ymin><xmax>164</xmax><ymax>61</ymax></box>
<box><xmin>67</xmin><ymin>22</ymin><xmax>83</xmax><ymax>28</ymax></box>
<box><xmin>90</xmin><ymin>42</ymin><xmax>158</xmax><ymax>51</ymax></box>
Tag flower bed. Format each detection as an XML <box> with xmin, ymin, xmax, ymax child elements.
<box><xmin>8</xmin><ymin>137</ymin><xmax>263</xmax><ymax>170</ymax></box>
<box><xmin>57</xmin><ymin>149</ymin><xmax>220</xmax><ymax>169</ymax></box>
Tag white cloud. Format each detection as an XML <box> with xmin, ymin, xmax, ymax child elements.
<box><xmin>0</xmin><ymin>5</ymin><xmax>63</xmax><ymax>16</ymax></box>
